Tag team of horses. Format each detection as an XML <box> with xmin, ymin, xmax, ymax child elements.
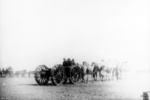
<box><xmin>76</xmin><ymin>60</ymin><xmax>126</xmax><ymax>84</ymax></box>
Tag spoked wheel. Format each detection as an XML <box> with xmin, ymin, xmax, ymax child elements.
<box><xmin>51</xmin><ymin>64</ymin><xmax>64</xmax><ymax>86</ymax></box>
<box><xmin>70</xmin><ymin>66</ymin><xmax>80</xmax><ymax>84</ymax></box>
<box><xmin>34</xmin><ymin>65</ymin><xmax>50</xmax><ymax>85</ymax></box>
<box><xmin>1</xmin><ymin>73</ymin><xmax>7</xmax><ymax>78</ymax></box>
<box><xmin>1</xmin><ymin>73</ymin><xmax>6</xmax><ymax>78</ymax></box>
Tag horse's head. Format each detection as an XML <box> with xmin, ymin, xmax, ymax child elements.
<box><xmin>83</xmin><ymin>61</ymin><xmax>87</xmax><ymax>65</ymax></box>
<box><xmin>63</xmin><ymin>58</ymin><xmax>66</xmax><ymax>61</ymax></box>
<box><xmin>91</xmin><ymin>62</ymin><xmax>94</xmax><ymax>66</ymax></box>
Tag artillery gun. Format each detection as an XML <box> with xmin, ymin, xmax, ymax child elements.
<box><xmin>34</xmin><ymin>61</ymin><xmax>81</xmax><ymax>85</ymax></box>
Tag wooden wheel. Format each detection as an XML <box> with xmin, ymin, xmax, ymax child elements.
<box><xmin>34</xmin><ymin>65</ymin><xmax>50</xmax><ymax>85</ymax></box>
<box><xmin>70</xmin><ymin>66</ymin><xmax>80</xmax><ymax>84</ymax></box>
<box><xmin>1</xmin><ymin>73</ymin><xmax>6</xmax><ymax>78</ymax></box>
<box><xmin>51</xmin><ymin>64</ymin><xmax>64</xmax><ymax>86</ymax></box>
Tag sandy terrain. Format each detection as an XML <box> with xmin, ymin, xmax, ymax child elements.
<box><xmin>0</xmin><ymin>74</ymin><xmax>150</xmax><ymax>100</ymax></box>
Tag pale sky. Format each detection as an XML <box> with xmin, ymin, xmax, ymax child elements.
<box><xmin>0</xmin><ymin>0</ymin><xmax>150</xmax><ymax>71</ymax></box>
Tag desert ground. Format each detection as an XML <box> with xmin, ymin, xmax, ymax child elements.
<box><xmin>0</xmin><ymin>73</ymin><xmax>150</xmax><ymax>100</ymax></box>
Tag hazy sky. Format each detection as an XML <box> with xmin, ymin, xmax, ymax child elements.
<box><xmin>0</xmin><ymin>0</ymin><xmax>150</xmax><ymax>71</ymax></box>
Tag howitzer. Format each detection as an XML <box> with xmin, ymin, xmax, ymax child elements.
<box><xmin>34</xmin><ymin>64</ymin><xmax>81</xmax><ymax>85</ymax></box>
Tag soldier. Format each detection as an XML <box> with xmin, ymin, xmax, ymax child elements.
<box><xmin>71</xmin><ymin>59</ymin><xmax>76</xmax><ymax>66</ymax></box>
<box><xmin>67</xmin><ymin>58</ymin><xmax>72</xmax><ymax>66</ymax></box>
<box><xmin>63</xmin><ymin>58</ymin><xmax>67</xmax><ymax>67</ymax></box>
<box><xmin>62</xmin><ymin>58</ymin><xmax>72</xmax><ymax>83</ymax></box>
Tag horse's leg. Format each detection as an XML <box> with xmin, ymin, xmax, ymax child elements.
<box><xmin>115</xmin><ymin>71</ymin><xmax>118</xmax><ymax>81</ymax></box>
<box><xmin>94</xmin><ymin>72</ymin><xmax>96</xmax><ymax>81</ymax></box>
<box><xmin>113</xmin><ymin>72</ymin><xmax>115</xmax><ymax>81</ymax></box>
<box><xmin>101</xmin><ymin>71</ymin><xmax>105</xmax><ymax>81</ymax></box>
<box><xmin>82</xmin><ymin>73</ymin><xmax>84</xmax><ymax>82</ymax></box>
<box><xmin>93</xmin><ymin>73</ymin><xmax>95</xmax><ymax>81</ymax></box>
<box><xmin>109</xmin><ymin>73</ymin><xmax>111</xmax><ymax>81</ymax></box>
<box><xmin>86</xmin><ymin>74</ymin><xmax>89</xmax><ymax>83</ymax></box>
<box><xmin>82</xmin><ymin>73</ymin><xmax>84</xmax><ymax>83</ymax></box>
<box><xmin>92</xmin><ymin>73</ymin><xmax>94</xmax><ymax>82</ymax></box>
<box><xmin>100</xmin><ymin>73</ymin><xmax>102</xmax><ymax>81</ymax></box>
<box><xmin>112</xmin><ymin>71</ymin><xmax>115</xmax><ymax>81</ymax></box>
<box><xmin>110</xmin><ymin>72</ymin><xmax>112</xmax><ymax>81</ymax></box>
<box><xmin>85</xmin><ymin>74</ymin><xmax>87</xmax><ymax>83</ymax></box>
<box><xmin>96</xmin><ymin>72</ymin><xmax>97</xmax><ymax>81</ymax></box>
<box><xmin>116</xmin><ymin>72</ymin><xmax>118</xmax><ymax>81</ymax></box>
<box><xmin>84</xmin><ymin>74</ymin><xmax>86</xmax><ymax>84</ymax></box>
<box><xmin>106</xmin><ymin>74</ymin><xmax>108</xmax><ymax>81</ymax></box>
<box><xmin>117</xmin><ymin>71</ymin><xmax>119</xmax><ymax>80</ymax></box>
<box><xmin>102</xmin><ymin>74</ymin><xmax>104</xmax><ymax>81</ymax></box>
<box><xmin>81</xmin><ymin>72</ymin><xmax>83</xmax><ymax>82</ymax></box>
<box><xmin>120</xmin><ymin>71</ymin><xmax>122</xmax><ymax>80</ymax></box>
<box><xmin>99</xmin><ymin>71</ymin><xmax>101</xmax><ymax>79</ymax></box>
<box><xmin>84</xmin><ymin>74</ymin><xmax>88</xmax><ymax>84</ymax></box>
<box><xmin>101</xmin><ymin>74</ymin><xmax>103</xmax><ymax>81</ymax></box>
<box><xmin>99</xmin><ymin>71</ymin><xmax>101</xmax><ymax>81</ymax></box>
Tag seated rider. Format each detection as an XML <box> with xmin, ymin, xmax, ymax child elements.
<box><xmin>63</xmin><ymin>58</ymin><xmax>67</xmax><ymax>67</ymax></box>
<box><xmin>67</xmin><ymin>58</ymin><xmax>72</xmax><ymax>66</ymax></box>
<box><xmin>71</xmin><ymin>59</ymin><xmax>76</xmax><ymax>66</ymax></box>
<box><xmin>63</xmin><ymin>58</ymin><xmax>72</xmax><ymax>67</ymax></box>
<box><xmin>63</xmin><ymin>58</ymin><xmax>72</xmax><ymax>78</ymax></box>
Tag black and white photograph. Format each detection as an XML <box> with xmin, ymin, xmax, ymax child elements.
<box><xmin>0</xmin><ymin>0</ymin><xmax>150</xmax><ymax>100</ymax></box>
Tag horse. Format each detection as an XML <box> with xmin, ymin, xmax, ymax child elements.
<box><xmin>76</xmin><ymin>64</ymin><xmax>84</xmax><ymax>82</ymax></box>
<box><xmin>81</xmin><ymin>61</ymin><xmax>94</xmax><ymax>84</ymax></box>
<box><xmin>101</xmin><ymin>67</ymin><xmax>113</xmax><ymax>81</ymax></box>
<box><xmin>98</xmin><ymin>65</ymin><xmax>105</xmax><ymax>81</ymax></box>
<box><xmin>112</xmin><ymin>64</ymin><xmax>122</xmax><ymax>81</ymax></box>
<box><xmin>91</xmin><ymin>62</ymin><xmax>99</xmax><ymax>81</ymax></box>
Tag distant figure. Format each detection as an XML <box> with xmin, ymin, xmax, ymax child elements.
<box><xmin>112</xmin><ymin>64</ymin><xmax>120</xmax><ymax>81</ymax></box>
<box><xmin>67</xmin><ymin>58</ymin><xmax>72</xmax><ymax>67</ymax></box>
<box><xmin>71</xmin><ymin>59</ymin><xmax>76</xmax><ymax>66</ymax></box>
<box><xmin>62</xmin><ymin>58</ymin><xmax>72</xmax><ymax>83</ymax></box>
<box><xmin>63</xmin><ymin>58</ymin><xmax>67</xmax><ymax>67</ymax></box>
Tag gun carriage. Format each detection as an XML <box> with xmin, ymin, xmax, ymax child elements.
<box><xmin>34</xmin><ymin>59</ymin><xmax>81</xmax><ymax>85</ymax></box>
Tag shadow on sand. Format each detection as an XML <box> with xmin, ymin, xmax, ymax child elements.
<box><xmin>19</xmin><ymin>83</ymin><xmax>54</xmax><ymax>86</ymax></box>
<box><xmin>18</xmin><ymin>80</ymin><xmax>100</xmax><ymax>87</ymax></box>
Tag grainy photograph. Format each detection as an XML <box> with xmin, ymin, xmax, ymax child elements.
<box><xmin>0</xmin><ymin>0</ymin><xmax>150</xmax><ymax>100</ymax></box>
